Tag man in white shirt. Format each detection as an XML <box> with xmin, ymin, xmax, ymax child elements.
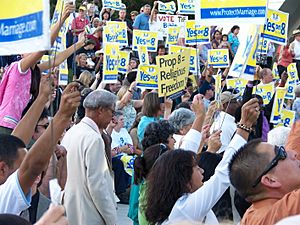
<box><xmin>290</xmin><ymin>27</ymin><xmax>300</xmax><ymax>79</ymax></box>
<box><xmin>62</xmin><ymin>90</ymin><xmax>118</xmax><ymax>225</ymax></box>
<box><xmin>211</xmin><ymin>90</ymin><xmax>241</xmax><ymax>153</ymax></box>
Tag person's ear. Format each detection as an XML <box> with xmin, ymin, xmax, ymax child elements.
<box><xmin>261</xmin><ymin>175</ymin><xmax>282</xmax><ymax>189</ymax></box>
<box><xmin>0</xmin><ymin>161</ymin><xmax>9</xmax><ymax>183</ymax></box>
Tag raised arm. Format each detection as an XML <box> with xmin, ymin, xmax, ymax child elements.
<box><xmin>11</xmin><ymin>75</ymin><xmax>53</xmax><ymax>145</ymax></box>
<box><xmin>18</xmin><ymin>83</ymin><xmax>81</xmax><ymax>196</ymax></box>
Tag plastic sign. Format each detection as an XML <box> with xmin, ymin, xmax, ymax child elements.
<box><xmin>106</xmin><ymin>21</ymin><xmax>128</xmax><ymax>46</ymax></box>
<box><xmin>138</xmin><ymin>46</ymin><xmax>150</xmax><ymax>65</ymax></box>
<box><xmin>261</xmin><ymin>9</ymin><xmax>289</xmax><ymax>45</ymax></box>
<box><xmin>132</xmin><ymin>30</ymin><xmax>158</xmax><ymax>52</ymax></box>
<box><xmin>102</xmin><ymin>0</ymin><xmax>122</xmax><ymax>10</ymax></box>
<box><xmin>118</xmin><ymin>51</ymin><xmax>130</xmax><ymax>74</ymax></box>
<box><xmin>226</xmin><ymin>78</ymin><xmax>248</xmax><ymax>95</ymax></box>
<box><xmin>196</xmin><ymin>0</ymin><xmax>268</xmax><ymax>25</ymax></box>
<box><xmin>158</xmin><ymin>1</ymin><xmax>176</xmax><ymax>14</ymax></box>
<box><xmin>270</xmin><ymin>87</ymin><xmax>287</xmax><ymax>124</ymax></box>
<box><xmin>166</xmin><ymin>27</ymin><xmax>181</xmax><ymax>45</ymax></box>
<box><xmin>185</xmin><ymin>20</ymin><xmax>210</xmax><ymax>45</ymax></box>
<box><xmin>253</xmin><ymin>83</ymin><xmax>275</xmax><ymax>105</ymax></box>
<box><xmin>103</xmin><ymin>43</ymin><xmax>119</xmax><ymax>83</ymax></box>
<box><xmin>156</xmin><ymin>14</ymin><xmax>187</xmax><ymax>37</ymax></box>
<box><xmin>177</xmin><ymin>0</ymin><xmax>195</xmax><ymax>15</ymax></box>
<box><xmin>136</xmin><ymin>65</ymin><xmax>158</xmax><ymax>89</ymax></box>
<box><xmin>207</xmin><ymin>49</ymin><xmax>229</xmax><ymax>68</ymax></box>
<box><xmin>169</xmin><ymin>45</ymin><xmax>198</xmax><ymax>73</ymax></box>
<box><xmin>274</xmin><ymin>109</ymin><xmax>295</xmax><ymax>128</ymax></box>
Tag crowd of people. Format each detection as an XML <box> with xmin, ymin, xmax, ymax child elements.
<box><xmin>1</xmin><ymin>1</ymin><xmax>300</xmax><ymax>225</ymax></box>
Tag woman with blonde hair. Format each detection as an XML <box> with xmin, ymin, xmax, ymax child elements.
<box><xmin>77</xmin><ymin>70</ymin><xmax>94</xmax><ymax>87</ymax></box>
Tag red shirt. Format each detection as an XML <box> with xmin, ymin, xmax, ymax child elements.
<box><xmin>87</xmin><ymin>34</ymin><xmax>101</xmax><ymax>51</ymax></box>
<box><xmin>71</xmin><ymin>16</ymin><xmax>89</xmax><ymax>36</ymax></box>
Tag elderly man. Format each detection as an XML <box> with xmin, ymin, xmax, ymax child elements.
<box><xmin>259</xmin><ymin>68</ymin><xmax>274</xmax><ymax>84</ymax></box>
<box><xmin>229</xmin><ymin>139</ymin><xmax>300</xmax><ymax>225</ymax></box>
<box><xmin>62</xmin><ymin>90</ymin><xmax>117</xmax><ymax>225</ymax></box>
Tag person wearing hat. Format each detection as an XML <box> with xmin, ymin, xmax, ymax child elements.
<box><xmin>71</xmin><ymin>5</ymin><xmax>89</xmax><ymax>37</ymax></box>
<box><xmin>210</xmin><ymin>90</ymin><xmax>241</xmax><ymax>153</ymax></box>
<box><xmin>87</xmin><ymin>26</ymin><xmax>103</xmax><ymax>51</ymax></box>
<box><xmin>199</xmin><ymin>83</ymin><xmax>214</xmax><ymax>111</ymax></box>
<box><xmin>290</xmin><ymin>27</ymin><xmax>300</xmax><ymax>78</ymax></box>
<box><xmin>130</xmin><ymin>11</ymin><xmax>138</xmax><ymax>23</ymax></box>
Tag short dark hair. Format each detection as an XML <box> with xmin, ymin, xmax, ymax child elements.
<box><xmin>229</xmin><ymin>139</ymin><xmax>270</xmax><ymax>200</ymax></box>
<box><xmin>0</xmin><ymin>134</ymin><xmax>25</xmax><ymax>168</ymax></box>
<box><xmin>0</xmin><ymin>214</ymin><xmax>31</xmax><ymax>225</ymax></box>
<box><xmin>142</xmin><ymin>92</ymin><xmax>160</xmax><ymax>117</ymax></box>
<box><xmin>231</xmin><ymin>25</ymin><xmax>240</xmax><ymax>33</ymax></box>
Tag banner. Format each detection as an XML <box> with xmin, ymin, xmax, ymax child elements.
<box><xmin>156</xmin><ymin>14</ymin><xmax>187</xmax><ymax>37</ymax></box>
<box><xmin>253</xmin><ymin>82</ymin><xmax>275</xmax><ymax>105</ymax></box>
<box><xmin>270</xmin><ymin>87</ymin><xmax>287</xmax><ymax>124</ymax></box>
<box><xmin>196</xmin><ymin>0</ymin><xmax>268</xmax><ymax>25</ymax></box>
<box><xmin>104</xmin><ymin>21</ymin><xmax>128</xmax><ymax>45</ymax></box>
<box><xmin>0</xmin><ymin>0</ymin><xmax>50</xmax><ymax>55</ymax></box>
<box><xmin>274</xmin><ymin>109</ymin><xmax>295</xmax><ymax>127</ymax></box>
<box><xmin>226</xmin><ymin>78</ymin><xmax>248</xmax><ymax>95</ymax></box>
<box><xmin>132</xmin><ymin>30</ymin><xmax>158</xmax><ymax>52</ymax></box>
<box><xmin>136</xmin><ymin>65</ymin><xmax>158</xmax><ymax>89</ymax></box>
<box><xmin>158</xmin><ymin>1</ymin><xmax>176</xmax><ymax>14</ymax></box>
<box><xmin>103</xmin><ymin>43</ymin><xmax>119</xmax><ymax>83</ymax></box>
<box><xmin>169</xmin><ymin>45</ymin><xmax>198</xmax><ymax>73</ymax></box>
<box><xmin>118</xmin><ymin>51</ymin><xmax>130</xmax><ymax>74</ymax></box>
<box><xmin>157</xmin><ymin>50</ymin><xmax>190</xmax><ymax>98</ymax></box>
<box><xmin>229</xmin><ymin>25</ymin><xmax>258</xmax><ymax>78</ymax></box>
<box><xmin>207</xmin><ymin>49</ymin><xmax>229</xmax><ymax>68</ymax></box>
<box><xmin>177</xmin><ymin>0</ymin><xmax>195</xmax><ymax>14</ymax></box>
<box><xmin>102</xmin><ymin>0</ymin><xmax>122</xmax><ymax>10</ymax></box>
<box><xmin>166</xmin><ymin>27</ymin><xmax>181</xmax><ymax>45</ymax></box>
<box><xmin>185</xmin><ymin>20</ymin><xmax>210</xmax><ymax>45</ymax></box>
<box><xmin>261</xmin><ymin>9</ymin><xmax>289</xmax><ymax>45</ymax></box>
<box><xmin>138</xmin><ymin>46</ymin><xmax>150</xmax><ymax>65</ymax></box>
<box><xmin>272</xmin><ymin>62</ymin><xmax>280</xmax><ymax>80</ymax></box>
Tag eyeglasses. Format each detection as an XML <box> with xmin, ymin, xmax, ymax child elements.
<box><xmin>252</xmin><ymin>146</ymin><xmax>287</xmax><ymax>188</ymax></box>
<box><xmin>37</xmin><ymin>123</ymin><xmax>49</xmax><ymax>129</ymax></box>
<box><xmin>108</xmin><ymin>107</ymin><xmax>116</xmax><ymax>116</ymax></box>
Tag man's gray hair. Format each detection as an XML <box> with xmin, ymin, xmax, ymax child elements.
<box><xmin>268</xmin><ymin>126</ymin><xmax>291</xmax><ymax>146</ymax></box>
<box><xmin>83</xmin><ymin>89</ymin><xmax>117</xmax><ymax>109</ymax></box>
<box><xmin>168</xmin><ymin>108</ymin><xmax>195</xmax><ymax>133</ymax></box>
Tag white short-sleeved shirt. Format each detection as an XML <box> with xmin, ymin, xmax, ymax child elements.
<box><xmin>0</xmin><ymin>170</ymin><xmax>31</xmax><ymax>215</ymax></box>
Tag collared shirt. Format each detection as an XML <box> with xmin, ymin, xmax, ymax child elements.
<box><xmin>241</xmin><ymin>190</ymin><xmax>300</xmax><ymax>225</ymax></box>
<box><xmin>71</xmin><ymin>16</ymin><xmax>89</xmax><ymax>36</ymax></box>
<box><xmin>174</xmin><ymin>129</ymin><xmax>202</xmax><ymax>153</ymax></box>
<box><xmin>133</xmin><ymin>13</ymin><xmax>150</xmax><ymax>30</ymax></box>
<box><xmin>210</xmin><ymin>111</ymin><xmax>237</xmax><ymax>153</ymax></box>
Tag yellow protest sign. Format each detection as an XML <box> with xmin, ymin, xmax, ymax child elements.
<box><xmin>167</xmin><ymin>27</ymin><xmax>181</xmax><ymax>45</ymax></box>
<box><xmin>118</xmin><ymin>51</ymin><xmax>130</xmax><ymax>74</ymax></box>
<box><xmin>185</xmin><ymin>20</ymin><xmax>210</xmax><ymax>45</ymax></box>
<box><xmin>285</xmin><ymin>63</ymin><xmax>299</xmax><ymax>99</ymax></box>
<box><xmin>169</xmin><ymin>45</ymin><xmax>198</xmax><ymax>73</ymax></box>
<box><xmin>196</xmin><ymin>0</ymin><xmax>268</xmax><ymax>25</ymax></box>
<box><xmin>287</xmin><ymin>63</ymin><xmax>299</xmax><ymax>83</ymax></box>
<box><xmin>261</xmin><ymin>9</ymin><xmax>289</xmax><ymax>45</ymax></box>
<box><xmin>272</xmin><ymin>62</ymin><xmax>280</xmax><ymax>79</ymax></box>
<box><xmin>226</xmin><ymin>78</ymin><xmax>248</xmax><ymax>95</ymax></box>
<box><xmin>158</xmin><ymin>1</ymin><xmax>176</xmax><ymax>14</ymax></box>
<box><xmin>157</xmin><ymin>50</ymin><xmax>190</xmax><ymax>98</ymax></box>
<box><xmin>214</xmin><ymin>70</ymin><xmax>222</xmax><ymax>102</ymax></box>
<box><xmin>270</xmin><ymin>87</ymin><xmax>287</xmax><ymax>123</ymax></box>
<box><xmin>103</xmin><ymin>43</ymin><xmax>119</xmax><ymax>83</ymax></box>
<box><xmin>104</xmin><ymin>21</ymin><xmax>128</xmax><ymax>45</ymax></box>
<box><xmin>257</xmin><ymin>37</ymin><xmax>269</xmax><ymax>54</ymax></box>
<box><xmin>133</xmin><ymin>30</ymin><xmax>158</xmax><ymax>52</ymax></box>
<box><xmin>253</xmin><ymin>83</ymin><xmax>275</xmax><ymax>105</ymax></box>
<box><xmin>136</xmin><ymin>65</ymin><xmax>158</xmax><ymax>89</ymax></box>
<box><xmin>274</xmin><ymin>109</ymin><xmax>295</xmax><ymax>128</ymax></box>
<box><xmin>207</xmin><ymin>49</ymin><xmax>229</xmax><ymax>68</ymax></box>
<box><xmin>177</xmin><ymin>0</ymin><xmax>195</xmax><ymax>15</ymax></box>
<box><xmin>102</xmin><ymin>0</ymin><xmax>122</xmax><ymax>10</ymax></box>
<box><xmin>138</xmin><ymin>46</ymin><xmax>150</xmax><ymax>65</ymax></box>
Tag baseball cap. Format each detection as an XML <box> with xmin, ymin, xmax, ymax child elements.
<box><xmin>220</xmin><ymin>91</ymin><xmax>240</xmax><ymax>104</ymax></box>
<box><xmin>79</xmin><ymin>5</ymin><xmax>87</xmax><ymax>11</ymax></box>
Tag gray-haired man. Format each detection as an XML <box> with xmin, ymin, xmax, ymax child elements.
<box><xmin>62</xmin><ymin>90</ymin><xmax>117</xmax><ymax>225</ymax></box>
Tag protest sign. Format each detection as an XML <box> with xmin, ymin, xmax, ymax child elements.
<box><xmin>196</xmin><ymin>0</ymin><xmax>268</xmax><ymax>25</ymax></box>
<box><xmin>256</xmin><ymin>37</ymin><xmax>269</xmax><ymax>54</ymax></box>
<box><xmin>214</xmin><ymin>70</ymin><xmax>222</xmax><ymax>102</ymax></box>
<box><xmin>261</xmin><ymin>9</ymin><xmax>289</xmax><ymax>45</ymax></box>
<box><xmin>132</xmin><ymin>30</ymin><xmax>158</xmax><ymax>52</ymax></box>
<box><xmin>157</xmin><ymin>50</ymin><xmax>190</xmax><ymax>99</ymax></box>
<box><xmin>158</xmin><ymin>1</ymin><xmax>176</xmax><ymax>14</ymax></box>
<box><xmin>185</xmin><ymin>20</ymin><xmax>210</xmax><ymax>45</ymax></box>
<box><xmin>207</xmin><ymin>49</ymin><xmax>229</xmax><ymax>68</ymax></box>
<box><xmin>272</xmin><ymin>62</ymin><xmax>280</xmax><ymax>79</ymax></box>
<box><xmin>285</xmin><ymin>63</ymin><xmax>299</xmax><ymax>99</ymax></box>
<box><xmin>253</xmin><ymin>82</ymin><xmax>275</xmax><ymax>105</ymax></box>
<box><xmin>138</xmin><ymin>46</ymin><xmax>150</xmax><ymax>65</ymax></box>
<box><xmin>177</xmin><ymin>0</ymin><xmax>195</xmax><ymax>14</ymax></box>
<box><xmin>156</xmin><ymin>14</ymin><xmax>187</xmax><ymax>37</ymax></box>
<box><xmin>274</xmin><ymin>109</ymin><xmax>295</xmax><ymax>128</ymax></box>
<box><xmin>103</xmin><ymin>43</ymin><xmax>119</xmax><ymax>83</ymax></box>
<box><xmin>118</xmin><ymin>51</ymin><xmax>130</xmax><ymax>74</ymax></box>
<box><xmin>105</xmin><ymin>21</ymin><xmax>128</xmax><ymax>46</ymax></box>
<box><xmin>136</xmin><ymin>65</ymin><xmax>158</xmax><ymax>89</ymax></box>
<box><xmin>226</xmin><ymin>78</ymin><xmax>248</xmax><ymax>95</ymax></box>
<box><xmin>166</xmin><ymin>27</ymin><xmax>181</xmax><ymax>45</ymax></box>
<box><xmin>0</xmin><ymin>0</ymin><xmax>50</xmax><ymax>55</ymax></box>
<box><xmin>169</xmin><ymin>45</ymin><xmax>198</xmax><ymax>73</ymax></box>
<box><xmin>102</xmin><ymin>0</ymin><xmax>122</xmax><ymax>10</ymax></box>
<box><xmin>270</xmin><ymin>87</ymin><xmax>287</xmax><ymax>124</ymax></box>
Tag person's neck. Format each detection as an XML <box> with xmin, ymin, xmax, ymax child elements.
<box><xmin>119</xmin><ymin>17</ymin><xmax>125</xmax><ymax>21</ymax></box>
<box><xmin>114</xmin><ymin>126</ymin><xmax>121</xmax><ymax>132</ymax></box>
<box><xmin>204</xmin><ymin>95</ymin><xmax>210</xmax><ymax>100</ymax></box>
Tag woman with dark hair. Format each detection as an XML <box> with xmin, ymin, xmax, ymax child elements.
<box><xmin>228</xmin><ymin>25</ymin><xmax>240</xmax><ymax>59</ymax></box>
<box><xmin>134</xmin><ymin>143</ymin><xmax>170</xmax><ymax>225</ymax></box>
<box><xmin>211</xmin><ymin>30</ymin><xmax>222</xmax><ymax>49</ymax></box>
<box><xmin>144</xmin><ymin>99</ymin><xmax>259</xmax><ymax>224</ymax></box>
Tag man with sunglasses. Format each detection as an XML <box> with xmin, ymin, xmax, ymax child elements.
<box><xmin>229</xmin><ymin>139</ymin><xmax>300</xmax><ymax>225</ymax></box>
